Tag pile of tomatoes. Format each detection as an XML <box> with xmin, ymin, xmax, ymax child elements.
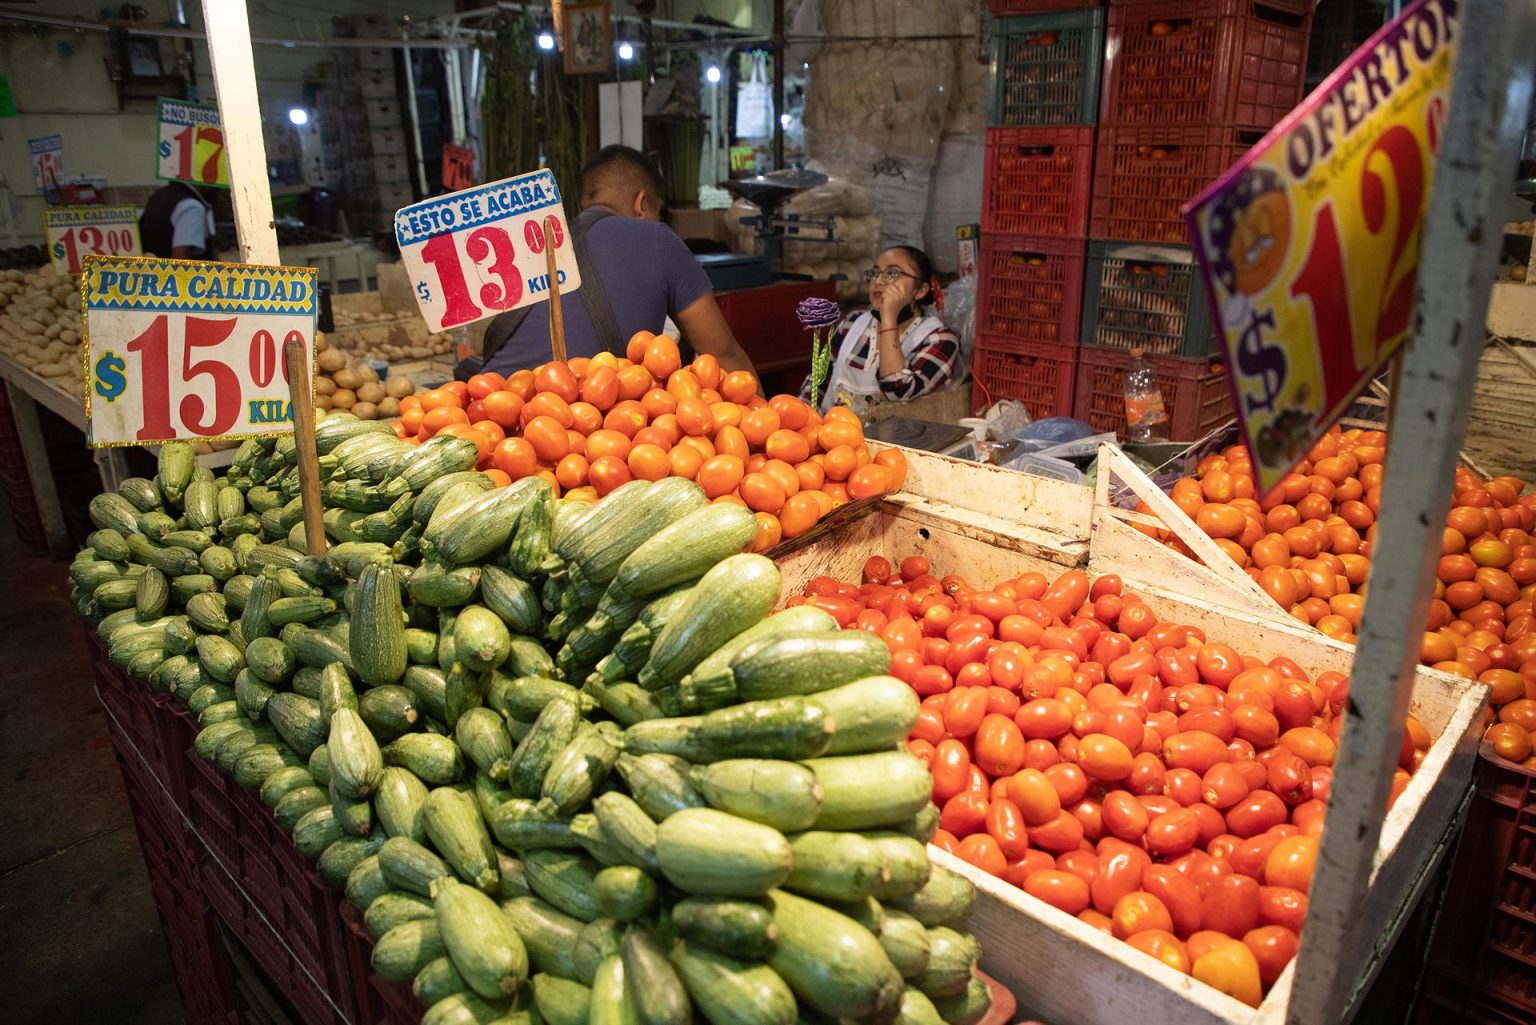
<box><xmin>790</xmin><ymin>557</ymin><xmax>1434</xmax><ymax>1008</ymax></box>
<box><xmin>1154</xmin><ymin>426</ymin><xmax>1536</xmax><ymax>765</ymax></box>
<box><xmin>386</xmin><ymin>333</ymin><xmax>906</xmax><ymax>552</ymax></box>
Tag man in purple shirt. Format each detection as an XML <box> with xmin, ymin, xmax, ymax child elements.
<box><xmin>482</xmin><ymin>146</ymin><xmax>755</xmax><ymax>377</ymax></box>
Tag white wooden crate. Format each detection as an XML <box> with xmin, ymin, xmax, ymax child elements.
<box><xmin>777</xmin><ymin>443</ymin><xmax>1487</xmax><ymax>1025</ymax></box>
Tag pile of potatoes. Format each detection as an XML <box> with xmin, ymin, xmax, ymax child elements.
<box><xmin>313</xmin><ymin>331</ymin><xmax>415</xmax><ymax>419</ymax></box>
<box><xmin>0</xmin><ymin>267</ymin><xmax>85</xmax><ymax>396</ymax></box>
<box><xmin>326</xmin><ymin>325</ymin><xmax>458</xmax><ymax>364</ymax></box>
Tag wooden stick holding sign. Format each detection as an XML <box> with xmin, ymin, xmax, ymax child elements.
<box><xmin>545</xmin><ymin>214</ymin><xmax>567</xmax><ymax>363</ymax></box>
<box><xmin>285</xmin><ymin>336</ymin><xmax>326</xmax><ymax>556</ymax></box>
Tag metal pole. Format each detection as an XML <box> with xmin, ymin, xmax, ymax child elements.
<box><xmin>1286</xmin><ymin>3</ymin><xmax>1536</xmax><ymax>1023</ymax></box>
<box><xmin>401</xmin><ymin>29</ymin><xmax>431</xmax><ymax>198</ymax></box>
<box><xmin>772</xmin><ymin>0</ymin><xmax>785</xmax><ymax>170</ymax></box>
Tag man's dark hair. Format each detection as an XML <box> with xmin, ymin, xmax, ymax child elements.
<box><xmin>580</xmin><ymin>145</ymin><xmax>664</xmax><ymax>206</ymax></box>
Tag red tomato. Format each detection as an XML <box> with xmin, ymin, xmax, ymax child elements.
<box><xmin>912</xmin><ymin>664</ymin><xmax>955</xmax><ymax>697</ymax></box>
<box><xmin>985</xmin><ymin>797</ymin><xmax>1030</xmax><ymax>860</ymax></box>
<box><xmin>931</xmin><ymin>739</ymin><xmax>971</xmax><ymax>803</ymax></box>
<box><xmin>1091</xmin><ymin>843</ymin><xmax>1147</xmax><ymax>916</ymax></box>
<box><xmin>1023</xmin><ymin>869</ymin><xmax>1091</xmax><ymax>915</ymax></box>
<box><xmin>1142</xmin><ymin>864</ymin><xmax>1203</xmax><ymax>938</ymax></box>
<box><xmin>1201</xmin><ymin>874</ymin><xmax>1261</xmax><ymax>937</ymax></box>
<box><xmin>956</xmin><ymin>833</ymin><xmax>1008</xmax><ymax>876</ymax></box>
<box><xmin>973</xmin><ymin>714</ymin><xmax>1026</xmax><ymax>777</ymax></box>
<box><xmin>942</xmin><ymin>687</ymin><xmax>990</xmax><ymax>738</ymax></box>
<box><xmin>939</xmin><ymin>791</ymin><xmax>989</xmax><ymax>838</ymax></box>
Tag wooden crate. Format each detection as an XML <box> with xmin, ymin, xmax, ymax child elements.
<box><xmin>778</xmin><ymin>443</ymin><xmax>1487</xmax><ymax>1025</ymax></box>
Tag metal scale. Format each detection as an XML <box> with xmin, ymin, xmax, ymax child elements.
<box><xmin>699</xmin><ymin>169</ymin><xmax>843</xmax><ymax>289</ymax></box>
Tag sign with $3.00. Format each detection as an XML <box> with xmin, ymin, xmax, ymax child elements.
<box><xmin>1185</xmin><ymin>0</ymin><xmax>1457</xmax><ymax>492</ymax></box>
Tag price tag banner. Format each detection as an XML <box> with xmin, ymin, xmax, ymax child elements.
<box><xmin>1185</xmin><ymin>0</ymin><xmax>1457</xmax><ymax>493</ymax></box>
<box><xmin>82</xmin><ymin>256</ymin><xmax>316</xmax><ymax>447</ymax></box>
<box><xmin>394</xmin><ymin>169</ymin><xmax>581</xmax><ymax>333</ymax></box>
<box><xmin>442</xmin><ymin>144</ymin><xmax>476</xmax><ymax>192</ymax></box>
<box><xmin>29</xmin><ymin>134</ymin><xmax>63</xmax><ymax>191</ymax></box>
<box><xmin>46</xmin><ymin>206</ymin><xmax>143</xmax><ymax>275</ymax></box>
<box><xmin>156</xmin><ymin>98</ymin><xmax>230</xmax><ymax>189</ymax></box>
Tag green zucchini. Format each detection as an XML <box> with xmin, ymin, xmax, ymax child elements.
<box><xmin>506</xmin><ymin>696</ymin><xmax>581</xmax><ymax>798</ymax></box>
<box><xmin>614</xmin><ymin>753</ymin><xmax>704</xmax><ymax>821</ymax></box>
<box><xmin>502</xmin><ymin>897</ymin><xmax>583</xmax><ymax>981</ymax></box>
<box><xmin>540</xmin><ymin>722</ymin><xmax>620</xmax><ymax>817</ymax></box>
<box><xmin>376</xmin><ymin>765</ymin><xmax>431</xmax><ymax>844</ymax></box>
<box><xmin>232</xmin><ymin>743</ymin><xmax>303</xmax><ymax>790</ymax></box>
<box><xmin>621</xmin><ymin>926</ymin><xmax>692</xmax><ymax>1025</ymax></box>
<box><xmin>384</xmin><ymin>734</ymin><xmax>464</xmax><ymax>784</ymax></box>
<box><xmin>604</xmin><ymin>502</ymin><xmax>758</xmax><ymax>608</ymax></box>
<box><xmin>531</xmin><ymin>974</ymin><xmax>591</xmax><ymax>1025</ymax></box>
<box><xmin>887</xmin><ymin>865</ymin><xmax>975</xmax><ymax>929</ymax></box>
<box><xmin>424</xmin><ymin>786</ymin><xmax>500</xmax><ymax>894</ymax></box>
<box><xmin>293</xmin><ymin>804</ymin><xmax>344</xmax><ymax>859</ymax></box>
<box><xmin>572</xmin><ymin>917</ymin><xmax>623</xmax><ymax>988</ymax></box>
<box><xmin>352</xmin><ymin>562</ymin><xmax>408</xmax><ymax>686</ymax></box>
<box><xmin>592</xmin><ymin>866</ymin><xmax>657</xmax><ymax>922</ymax></box>
<box><xmin>677</xmin><ymin>606</ymin><xmax>838</xmax><ymax>709</ymax></box>
<box><xmin>584</xmin><ymin>680</ymin><xmax>667</xmax><ymax>727</ymax></box>
<box><xmin>196</xmin><ymin>634</ymin><xmax>245</xmax><ymax>683</ymax></box>
<box><xmin>346</xmin><ymin>855</ymin><xmax>392</xmax><ymax>911</ymax></box>
<box><xmin>332</xmin><ymin>779</ymin><xmax>375</xmax><ymax>836</ymax></box>
<box><xmin>318</xmin><ymin>832</ymin><xmax>386</xmax><ymax>888</ymax></box>
<box><xmin>785</xmin><ymin>831</ymin><xmax>888</xmax><ymax>902</ymax></box>
<box><xmin>487</xmin><ymin>799</ymin><xmax>580</xmax><ymax>851</ymax></box>
<box><xmin>329</xmin><ymin>708</ymin><xmax>384</xmax><ymax>800</ymax></box>
<box><xmin>803</xmin><ymin>752</ymin><xmax>932</xmax><ymax>830</ymax></box>
<box><xmin>487</xmin><ymin>674</ymin><xmax>592</xmax><ymax>723</ymax></box>
<box><xmin>366</xmin><ymin>891</ymin><xmax>438</xmax><ymax>937</ymax></box>
<box><xmin>426</xmin><ymin>482</ymin><xmax>536</xmax><ymax>566</ymax></box>
<box><xmin>726</xmin><ymin>631</ymin><xmax>890</xmax><ymax>701</ymax></box>
<box><xmin>435</xmin><ymin>877</ymin><xmax>529</xmax><ymax>998</ymax></box>
<box><xmin>930</xmin><ymin>976</ymin><xmax>992</xmax><ymax>1025</ymax></box>
<box><xmin>445</xmin><ymin>662</ymin><xmax>485</xmax><ymax>729</ymax></box>
<box><xmin>406</xmin><ymin>627</ymin><xmax>442</xmax><ymax>666</ymax></box>
<box><xmin>260</xmin><ymin>764</ymin><xmax>315</xmax><ymax>806</ymax></box>
<box><xmin>456</xmin><ymin>605</ymin><xmax>512</xmax><ymax>671</ymax></box>
<box><xmin>508</xmin><ymin>491</ymin><xmax>554</xmax><ymax>579</ymax></box>
<box><xmin>672</xmin><ymin>898</ymin><xmax>777</xmax><ymax>960</ymax></box>
<box><xmin>380</xmin><ymin>836</ymin><xmax>450</xmax><ymax>897</ymax></box>
<box><xmin>591</xmin><ymin>792</ymin><xmax>660</xmax><ymax>873</ymax></box>
<box><xmin>457</xmin><ymin>707</ymin><xmax>514</xmax><ymax>781</ymax></box>
<box><xmin>896</xmin><ymin>987</ymin><xmax>946</xmax><ymax>1025</ymax></box>
<box><xmin>482</xmin><ymin>566</ymin><xmax>543</xmax><ymax>635</ymax></box>
<box><xmin>359</xmin><ymin>684</ymin><xmax>421</xmax><ymax>743</ymax></box>
<box><xmin>245</xmin><ymin>636</ymin><xmax>296</xmax><ymax>685</ymax></box>
<box><xmin>374</xmin><ymin>918</ymin><xmax>448</xmax><ymax>983</ymax></box>
<box><xmin>879</xmin><ymin>909</ymin><xmax>933</xmax><ymax>980</ymax></box>
<box><xmin>655</xmin><ymin>809</ymin><xmax>790</xmax><ymax>898</ymax></box>
<box><xmin>308</xmin><ymin>743</ymin><xmax>332</xmax><ymax>787</ymax></box>
<box><xmin>265</xmin><ymin>691</ymin><xmax>328</xmax><ymax>758</ymax></box>
<box><xmin>588</xmin><ymin>955</ymin><xmax>636</xmax><ymax>1025</ymax></box>
<box><xmin>415</xmin><ymin>956</ymin><xmax>471</xmax><ymax>1009</ymax></box>
<box><xmin>811</xmin><ymin>676</ymin><xmax>920</xmax><ymax>756</ymax></box>
<box><xmin>498</xmin><ymin>852</ymin><xmax>531</xmax><ymax>901</ymax></box>
<box><xmin>135</xmin><ymin>567</ymin><xmax>168</xmax><ymax>618</ymax></box>
<box><xmin>411</xmin><ymin>562</ymin><xmax>483</xmax><ymax>608</ymax></box>
<box><xmin>275</xmin><ymin>786</ymin><xmax>330</xmax><ymax>831</ymax></box>
<box><xmin>421</xmin><ymin>992</ymin><xmax>516</xmax><ymax>1025</ymax></box>
<box><xmin>695</xmin><ymin>760</ymin><xmax>824</xmax><ymax>833</ymax></box>
<box><xmin>524</xmin><ymin>849</ymin><xmax>603</xmax><ymax>921</ymax></box>
<box><xmin>765</xmin><ymin>888</ymin><xmax>903</xmax><ymax>1020</ymax></box>
<box><xmin>637</xmin><ymin>554</ymin><xmax>781</xmax><ymax>691</ymax></box>
<box><xmin>669</xmin><ymin>942</ymin><xmax>797</xmax><ymax>1025</ymax></box>
<box><xmin>867</xmin><ymin>833</ymin><xmax>931</xmax><ymax>901</ymax></box>
<box><xmin>503</xmin><ymin>635</ymin><xmax>556</xmax><ymax>679</ymax></box>
<box><xmin>621</xmin><ymin>697</ymin><xmax>833</xmax><ymax>764</ymax></box>
<box><xmin>911</xmin><ymin>928</ymin><xmax>977</xmax><ymax>1000</ymax></box>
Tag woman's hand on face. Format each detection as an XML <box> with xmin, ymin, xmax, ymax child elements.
<box><xmin>878</xmin><ymin>277</ymin><xmax>910</xmax><ymax>321</ymax></box>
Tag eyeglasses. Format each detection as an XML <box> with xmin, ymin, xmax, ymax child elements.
<box><xmin>862</xmin><ymin>266</ymin><xmax>923</xmax><ymax>284</ymax></box>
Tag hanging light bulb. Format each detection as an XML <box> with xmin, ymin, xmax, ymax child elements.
<box><xmin>537</xmin><ymin>31</ymin><xmax>556</xmax><ymax>50</ymax></box>
<box><xmin>705</xmin><ymin>65</ymin><xmax>722</xmax><ymax>84</ymax></box>
<box><xmin>287</xmin><ymin>107</ymin><xmax>309</xmax><ymax>126</ymax></box>
<box><xmin>618</xmin><ymin>42</ymin><xmax>634</xmax><ymax>60</ymax></box>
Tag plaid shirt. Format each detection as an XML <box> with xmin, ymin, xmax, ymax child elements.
<box><xmin>799</xmin><ymin>311</ymin><xmax>961</xmax><ymax>406</ymax></box>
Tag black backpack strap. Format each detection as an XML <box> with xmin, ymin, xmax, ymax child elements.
<box><xmin>477</xmin><ymin>207</ymin><xmax>624</xmax><ymax>368</ymax></box>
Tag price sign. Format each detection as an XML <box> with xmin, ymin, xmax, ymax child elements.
<box><xmin>156</xmin><ymin>98</ymin><xmax>231</xmax><ymax>189</ymax></box>
<box><xmin>1185</xmin><ymin>0</ymin><xmax>1457</xmax><ymax>493</ymax></box>
<box><xmin>442</xmin><ymin>144</ymin><xmax>476</xmax><ymax>192</ymax></box>
<box><xmin>82</xmin><ymin>256</ymin><xmax>316</xmax><ymax>447</ymax></box>
<box><xmin>28</xmin><ymin>135</ymin><xmax>63</xmax><ymax>191</ymax></box>
<box><xmin>46</xmin><ymin>206</ymin><xmax>142</xmax><ymax>275</ymax></box>
<box><xmin>394</xmin><ymin>169</ymin><xmax>581</xmax><ymax>333</ymax></box>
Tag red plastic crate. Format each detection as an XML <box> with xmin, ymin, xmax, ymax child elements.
<box><xmin>977</xmin><ymin>235</ymin><xmax>1087</xmax><ymax>345</ymax></box>
<box><xmin>971</xmin><ymin>337</ymin><xmax>1077</xmax><ymax>419</ymax></box>
<box><xmin>983</xmin><ymin>127</ymin><xmax>1095</xmax><ymax>238</ymax></box>
<box><xmin>187</xmin><ymin>752</ymin><xmax>360</xmax><ymax>1025</ymax></box>
<box><xmin>1100</xmin><ymin>0</ymin><xmax>1313</xmax><ymax>128</ymax></box>
<box><xmin>1416</xmin><ymin>747</ymin><xmax>1536</xmax><ymax>1024</ymax></box>
<box><xmin>1089</xmin><ymin>123</ymin><xmax>1265</xmax><ymax>244</ymax></box>
<box><xmin>1072</xmin><ymin>346</ymin><xmax>1231</xmax><ymax>438</ymax></box>
<box><xmin>341</xmin><ymin>902</ymin><xmax>427</xmax><ymax>1025</ymax></box>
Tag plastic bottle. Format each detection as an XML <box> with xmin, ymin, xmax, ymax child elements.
<box><xmin>1123</xmin><ymin>347</ymin><xmax>1168</xmax><ymax>442</ymax></box>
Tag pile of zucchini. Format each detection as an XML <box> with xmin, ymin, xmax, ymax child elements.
<box><xmin>73</xmin><ymin>420</ymin><xmax>992</xmax><ymax>1025</ymax></box>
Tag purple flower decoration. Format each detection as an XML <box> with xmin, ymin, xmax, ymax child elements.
<box><xmin>796</xmin><ymin>297</ymin><xmax>841</xmax><ymax>331</ymax></box>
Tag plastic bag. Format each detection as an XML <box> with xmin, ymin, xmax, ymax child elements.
<box><xmin>736</xmin><ymin>53</ymin><xmax>774</xmax><ymax>140</ymax></box>
<box><xmin>942</xmin><ymin>277</ymin><xmax>977</xmax><ymax>379</ymax></box>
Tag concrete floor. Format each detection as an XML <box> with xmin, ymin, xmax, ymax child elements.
<box><xmin>0</xmin><ymin>506</ymin><xmax>184</xmax><ymax>1025</ymax></box>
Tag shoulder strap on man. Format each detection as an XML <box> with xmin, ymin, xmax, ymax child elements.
<box><xmin>478</xmin><ymin>207</ymin><xmax>624</xmax><ymax>369</ymax></box>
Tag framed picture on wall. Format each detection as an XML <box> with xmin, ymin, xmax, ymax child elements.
<box><xmin>563</xmin><ymin>2</ymin><xmax>611</xmax><ymax>75</ymax></box>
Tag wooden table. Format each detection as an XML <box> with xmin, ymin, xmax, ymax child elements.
<box><xmin>0</xmin><ymin>352</ymin><xmax>233</xmax><ymax>558</ymax></box>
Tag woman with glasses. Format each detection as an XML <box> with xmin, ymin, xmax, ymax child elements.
<box><xmin>799</xmin><ymin>245</ymin><xmax>960</xmax><ymax>415</ymax></box>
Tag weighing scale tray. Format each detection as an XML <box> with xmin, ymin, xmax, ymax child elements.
<box><xmin>866</xmin><ymin>417</ymin><xmax>975</xmax><ymax>456</ymax></box>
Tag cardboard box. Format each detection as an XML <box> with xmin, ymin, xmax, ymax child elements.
<box><xmin>668</xmin><ymin>208</ymin><xmax>731</xmax><ymax>245</ymax></box>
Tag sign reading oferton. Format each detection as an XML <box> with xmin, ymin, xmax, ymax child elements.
<box><xmin>82</xmin><ymin>257</ymin><xmax>316</xmax><ymax>447</ymax></box>
<box><xmin>46</xmin><ymin>206</ymin><xmax>142</xmax><ymax>275</ymax></box>
<box><xmin>1185</xmin><ymin>0</ymin><xmax>1458</xmax><ymax>493</ymax></box>
<box><xmin>394</xmin><ymin>169</ymin><xmax>581</xmax><ymax>333</ymax></box>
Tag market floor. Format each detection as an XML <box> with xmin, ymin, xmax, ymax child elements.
<box><xmin>0</xmin><ymin>508</ymin><xmax>183</xmax><ymax>1025</ymax></box>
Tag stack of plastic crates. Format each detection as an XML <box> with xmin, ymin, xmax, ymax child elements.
<box><xmin>976</xmin><ymin>6</ymin><xmax>1104</xmax><ymax>419</ymax></box>
<box><xmin>1078</xmin><ymin>0</ymin><xmax>1311</xmax><ymax>439</ymax></box>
